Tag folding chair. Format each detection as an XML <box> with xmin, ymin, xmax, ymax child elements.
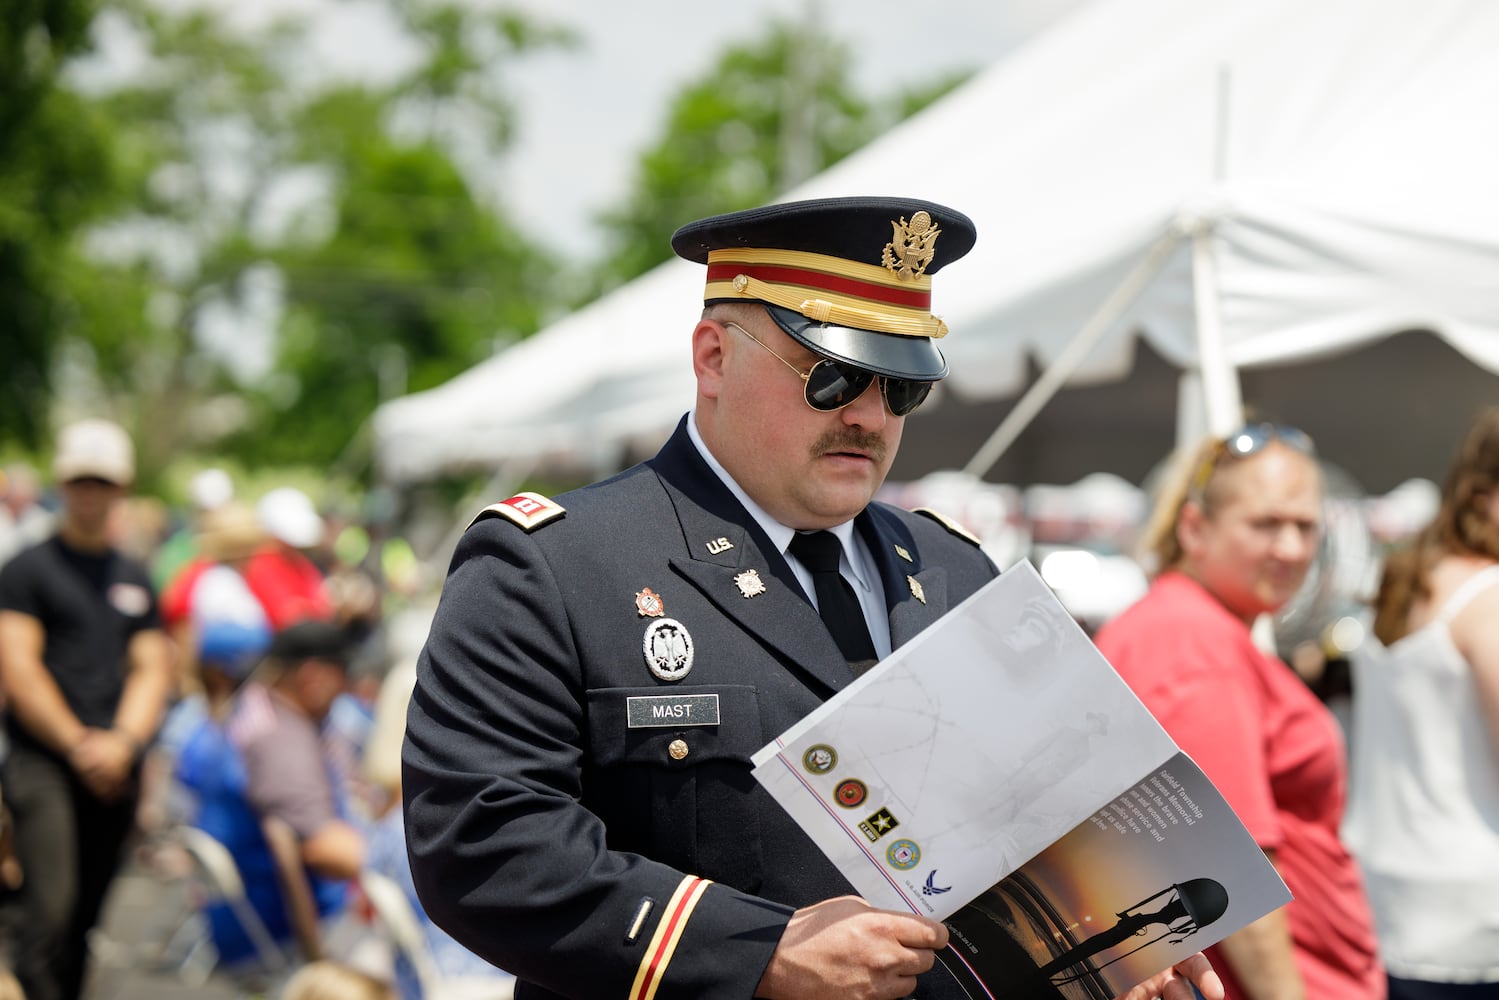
<box><xmin>358</xmin><ymin>870</ymin><xmax>514</xmax><ymax>1000</ymax></box>
<box><xmin>167</xmin><ymin>824</ymin><xmax>293</xmax><ymax>985</ymax></box>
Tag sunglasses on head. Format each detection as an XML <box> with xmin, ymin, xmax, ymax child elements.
<box><xmin>721</xmin><ymin>321</ymin><xmax>933</xmax><ymax>417</ymax></box>
<box><xmin>1190</xmin><ymin>422</ymin><xmax>1315</xmax><ymax>498</ymax></box>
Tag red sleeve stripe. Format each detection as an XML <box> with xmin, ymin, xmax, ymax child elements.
<box><xmin>628</xmin><ymin>875</ymin><xmax>712</xmax><ymax>1000</ymax></box>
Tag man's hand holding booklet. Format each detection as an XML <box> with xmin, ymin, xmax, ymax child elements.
<box><xmin>752</xmin><ymin>561</ymin><xmax>1289</xmax><ymax>999</ymax></box>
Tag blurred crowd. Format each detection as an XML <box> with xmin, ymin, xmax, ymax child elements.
<box><xmin>0</xmin><ymin>420</ymin><xmax>512</xmax><ymax>1000</ymax></box>
<box><xmin>1</xmin><ymin>405</ymin><xmax>1497</xmax><ymax>1000</ymax></box>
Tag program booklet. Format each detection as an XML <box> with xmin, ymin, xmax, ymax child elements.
<box><xmin>752</xmin><ymin>560</ymin><xmax>1291</xmax><ymax>999</ymax></box>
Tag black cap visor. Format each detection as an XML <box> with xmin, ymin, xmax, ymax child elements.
<box><xmin>763</xmin><ymin>303</ymin><xmax>949</xmax><ymax>381</ymax></box>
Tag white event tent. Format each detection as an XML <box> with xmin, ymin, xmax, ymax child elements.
<box><xmin>373</xmin><ymin>0</ymin><xmax>1499</xmax><ymax>494</ymax></box>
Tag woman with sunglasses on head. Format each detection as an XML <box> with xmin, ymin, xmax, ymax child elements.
<box><xmin>1095</xmin><ymin>425</ymin><xmax>1383</xmax><ymax>1000</ymax></box>
<box><xmin>1343</xmin><ymin>407</ymin><xmax>1499</xmax><ymax>1000</ymax></box>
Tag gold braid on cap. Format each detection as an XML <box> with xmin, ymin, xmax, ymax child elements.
<box><xmin>704</xmin><ymin>247</ymin><xmax>948</xmax><ymax>339</ymax></box>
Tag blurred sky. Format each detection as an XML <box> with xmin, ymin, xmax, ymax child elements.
<box><xmin>144</xmin><ymin>0</ymin><xmax>1093</xmax><ymax>256</ymax></box>
<box><xmin>496</xmin><ymin>0</ymin><xmax>1093</xmax><ymax>254</ymax></box>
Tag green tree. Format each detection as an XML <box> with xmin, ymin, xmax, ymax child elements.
<box><xmin>250</xmin><ymin>115</ymin><xmax>558</xmax><ymax>467</ymax></box>
<box><xmin>594</xmin><ymin>20</ymin><xmax>972</xmax><ymax>288</ymax></box>
<box><xmin>0</xmin><ymin>0</ymin><xmax>124</xmax><ymax>449</ymax></box>
<box><xmin>21</xmin><ymin>1</ymin><xmax>574</xmax><ymax>482</ymax></box>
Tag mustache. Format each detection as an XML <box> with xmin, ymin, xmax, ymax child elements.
<box><xmin>813</xmin><ymin>429</ymin><xmax>888</xmax><ymax>463</ymax></box>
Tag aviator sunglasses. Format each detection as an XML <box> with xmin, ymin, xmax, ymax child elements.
<box><xmin>721</xmin><ymin>321</ymin><xmax>933</xmax><ymax>417</ymax></box>
<box><xmin>1189</xmin><ymin>423</ymin><xmax>1315</xmax><ymax>499</ymax></box>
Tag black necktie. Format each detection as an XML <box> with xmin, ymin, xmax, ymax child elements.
<box><xmin>788</xmin><ymin>530</ymin><xmax>879</xmax><ymax>676</ymax></box>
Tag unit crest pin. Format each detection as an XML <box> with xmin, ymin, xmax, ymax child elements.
<box><xmin>908</xmin><ymin>576</ymin><xmax>926</xmax><ymax>604</ymax></box>
<box><xmin>734</xmin><ymin>569</ymin><xmax>767</xmax><ymax>599</ymax></box>
<box><xmin>635</xmin><ymin>587</ymin><xmax>665</xmax><ymax>618</ymax></box>
<box><xmin>894</xmin><ymin>544</ymin><xmax>913</xmax><ymax>563</ymax></box>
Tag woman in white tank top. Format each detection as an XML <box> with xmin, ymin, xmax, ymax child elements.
<box><xmin>1344</xmin><ymin>407</ymin><xmax>1499</xmax><ymax>1000</ymax></box>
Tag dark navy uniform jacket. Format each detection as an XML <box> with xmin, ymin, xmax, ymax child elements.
<box><xmin>403</xmin><ymin>418</ymin><xmax>1000</xmax><ymax>999</ymax></box>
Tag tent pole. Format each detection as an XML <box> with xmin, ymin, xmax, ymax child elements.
<box><xmin>961</xmin><ymin>225</ymin><xmax>1185</xmax><ymax>480</ymax></box>
<box><xmin>1189</xmin><ymin>222</ymin><xmax>1243</xmax><ymax>436</ymax></box>
<box><xmin>1187</xmin><ymin>64</ymin><xmax>1243</xmax><ymax>440</ymax></box>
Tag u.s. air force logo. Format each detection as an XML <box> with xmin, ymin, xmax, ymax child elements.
<box><xmin>643</xmin><ymin>618</ymin><xmax>694</xmax><ymax>682</ymax></box>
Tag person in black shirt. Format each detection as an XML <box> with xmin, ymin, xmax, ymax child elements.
<box><xmin>0</xmin><ymin>419</ymin><xmax>174</xmax><ymax>1000</ymax></box>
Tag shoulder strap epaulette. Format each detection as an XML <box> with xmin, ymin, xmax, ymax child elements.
<box><xmin>912</xmin><ymin>506</ymin><xmax>982</xmax><ymax>547</ymax></box>
<box><xmin>468</xmin><ymin>492</ymin><xmax>566</xmax><ymax>532</ymax></box>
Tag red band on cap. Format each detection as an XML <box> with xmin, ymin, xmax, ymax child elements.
<box><xmin>705</xmin><ymin>262</ymin><xmax>931</xmax><ymax>310</ymax></box>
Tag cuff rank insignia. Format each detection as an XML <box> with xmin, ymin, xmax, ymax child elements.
<box><xmin>470</xmin><ymin>492</ymin><xmax>566</xmax><ymax>532</ymax></box>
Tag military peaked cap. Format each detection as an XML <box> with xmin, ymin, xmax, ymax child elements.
<box><xmin>670</xmin><ymin>196</ymin><xmax>977</xmax><ymax>381</ymax></box>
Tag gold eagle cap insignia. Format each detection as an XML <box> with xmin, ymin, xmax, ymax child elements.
<box><xmin>881</xmin><ymin>210</ymin><xmax>941</xmax><ymax>281</ymax></box>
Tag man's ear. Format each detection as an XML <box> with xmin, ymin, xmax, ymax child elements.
<box><xmin>692</xmin><ymin>318</ymin><xmax>728</xmax><ymax>400</ymax></box>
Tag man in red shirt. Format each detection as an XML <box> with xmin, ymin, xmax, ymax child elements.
<box><xmin>244</xmin><ymin>487</ymin><xmax>333</xmax><ymax>630</ymax></box>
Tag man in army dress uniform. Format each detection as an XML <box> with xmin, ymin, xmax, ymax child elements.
<box><xmin>402</xmin><ymin>198</ymin><xmax>1220</xmax><ymax>1000</ymax></box>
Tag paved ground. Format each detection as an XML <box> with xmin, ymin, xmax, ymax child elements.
<box><xmin>83</xmin><ymin>857</ymin><xmax>262</xmax><ymax>1000</ymax></box>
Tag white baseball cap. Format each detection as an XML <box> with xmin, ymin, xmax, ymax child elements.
<box><xmin>189</xmin><ymin>467</ymin><xmax>235</xmax><ymax>511</ymax></box>
<box><xmin>256</xmin><ymin>486</ymin><xmax>325</xmax><ymax>549</ymax></box>
<box><xmin>53</xmin><ymin>419</ymin><xmax>135</xmax><ymax>486</ymax></box>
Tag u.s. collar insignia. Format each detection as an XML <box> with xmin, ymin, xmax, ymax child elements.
<box><xmin>635</xmin><ymin>587</ymin><xmax>665</xmax><ymax>618</ymax></box>
<box><xmin>881</xmin><ymin>211</ymin><xmax>941</xmax><ymax>281</ymax></box>
<box><xmin>643</xmin><ymin>618</ymin><xmax>694</xmax><ymax>682</ymax></box>
<box><xmin>894</xmin><ymin>544</ymin><xmax>913</xmax><ymax>563</ymax></box>
<box><xmin>907</xmin><ymin>576</ymin><xmax>926</xmax><ymax>604</ymax></box>
<box><xmin>734</xmin><ymin>569</ymin><xmax>767</xmax><ymax>599</ymax></box>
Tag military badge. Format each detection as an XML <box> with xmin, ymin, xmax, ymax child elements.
<box><xmin>913</xmin><ymin>506</ymin><xmax>982</xmax><ymax>545</ymax></box>
<box><xmin>881</xmin><ymin>211</ymin><xmax>941</xmax><ymax>281</ymax></box>
<box><xmin>705</xmin><ymin>536</ymin><xmax>735</xmax><ymax>555</ymax></box>
<box><xmin>859</xmin><ymin>807</ymin><xmax>900</xmax><ymax>842</ymax></box>
<box><xmin>835</xmin><ymin>779</ymin><xmax>868</xmax><ymax>809</ymax></box>
<box><xmin>894</xmin><ymin>544</ymin><xmax>913</xmax><ymax>563</ymax></box>
<box><xmin>471</xmin><ymin>492</ymin><xmax>566</xmax><ymax>532</ymax></box>
<box><xmin>886</xmin><ymin>839</ymin><xmax>921</xmax><ymax>871</ymax></box>
<box><xmin>734</xmin><ymin>569</ymin><xmax>767</xmax><ymax>599</ymax></box>
<box><xmin>643</xmin><ymin>618</ymin><xmax>694</xmax><ymax>682</ymax></box>
<box><xmin>922</xmin><ymin>871</ymin><xmax>952</xmax><ymax>896</ymax></box>
<box><xmin>635</xmin><ymin>587</ymin><xmax>665</xmax><ymax>618</ymax></box>
<box><xmin>802</xmin><ymin>744</ymin><xmax>837</xmax><ymax>774</ymax></box>
<box><xmin>908</xmin><ymin>576</ymin><xmax>926</xmax><ymax>604</ymax></box>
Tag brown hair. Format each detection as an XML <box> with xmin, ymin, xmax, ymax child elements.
<box><xmin>1140</xmin><ymin>432</ymin><xmax>1321</xmax><ymax>576</ymax></box>
<box><xmin>1373</xmin><ymin>406</ymin><xmax>1499</xmax><ymax>643</ymax></box>
<box><xmin>1140</xmin><ymin>436</ymin><xmax>1232</xmax><ymax>576</ymax></box>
